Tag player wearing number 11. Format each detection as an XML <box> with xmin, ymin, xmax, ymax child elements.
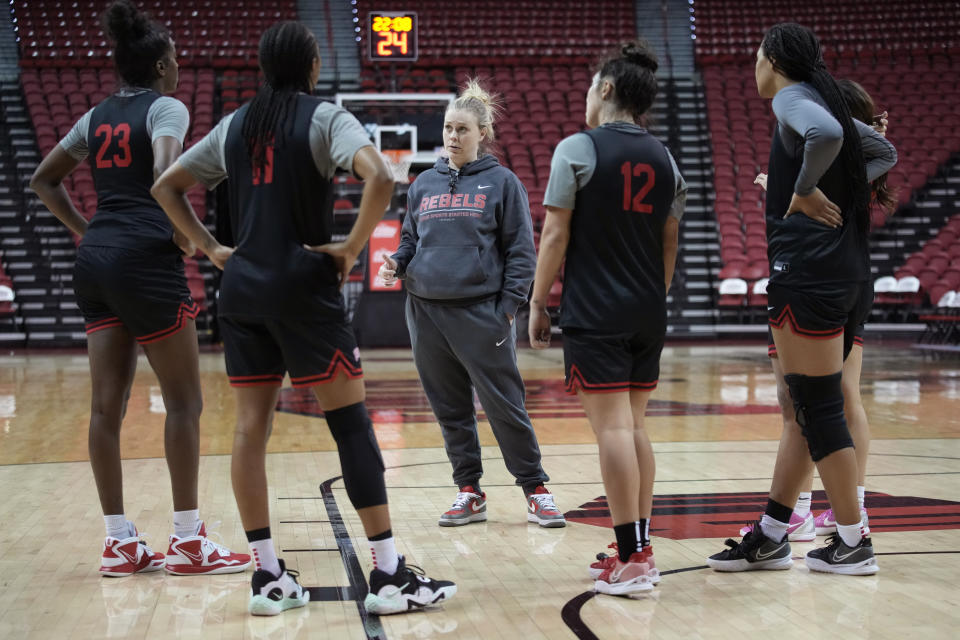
<box><xmin>528</xmin><ymin>41</ymin><xmax>687</xmax><ymax>595</ymax></box>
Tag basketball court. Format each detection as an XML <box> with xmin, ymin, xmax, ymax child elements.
<box><xmin>1</xmin><ymin>342</ymin><xmax>957</xmax><ymax>639</ymax></box>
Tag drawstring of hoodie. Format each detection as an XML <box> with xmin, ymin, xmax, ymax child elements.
<box><xmin>448</xmin><ymin>168</ymin><xmax>460</xmax><ymax>194</ymax></box>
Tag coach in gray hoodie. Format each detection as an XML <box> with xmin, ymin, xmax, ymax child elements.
<box><xmin>379</xmin><ymin>82</ymin><xmax>564</xmax><ymax>528</ymax></box>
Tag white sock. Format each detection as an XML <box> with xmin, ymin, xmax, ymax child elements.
<box><xmin>250</xmin><ymin>538</ymin><xmax>281</xmax><ymax>576</ymax></box>
<box><xmin>837</xmin><ymin>520</ymin><xmax>864</xmax><ymax>547</ymax></box>
<box><xmin>857</xmin><ymin>486</ymin><xmax>865</xmax><ymax>511</ymax></box>
<box><xmin>173</xmin><ymin>509</ymin><xmax>201</xmax><ymax>539</ymax></box>
<box><xmin>759</xmin><ymin>514</ymin><xmax>789</xmax><ymax>543</ymax></box>
<box><xmin>104</xmin><ymin>514</ymin><xmax>128</xmax><ymax>539</ymax></box>
<box><xmin>794</xmin><ymin>492</ymin><xmax>812</xmax><ymax>518</ymax></box>
<box><xmin>369</xmin><ymin>536</ymin><xmax>399</xmax><ymax>575</ymax></box>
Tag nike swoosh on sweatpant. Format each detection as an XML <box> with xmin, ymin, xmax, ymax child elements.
<box><xmin>496</xmin><ymin>338</ymin><xmax>507</xmax><ymax>347</ymax></box>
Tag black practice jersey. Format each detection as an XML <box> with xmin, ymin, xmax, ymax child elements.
<box><xmin>560</xmin><ymin>126</ymin><xmax>676</xmax><ymax>333</ymax></box>
<box><xmin>220</xmin><ymin>94</ymin><xmax>342</xmax><ymax>319</ymax></box>
<box><xmin>765</xmin><ymin>123</ymin><xmax>870</xmax><ymax>287</ymax></box>
<box><xmin>82</xmin><ymin>91</ymin><xmax>178</xmax><ymax>253</ymax></box>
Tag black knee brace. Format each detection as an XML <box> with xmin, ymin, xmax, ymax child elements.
<box><xmin>324</xmin><ymin>402</ymin><xmax>387</xmax><ymax>509</ymax></box>
<box><xmin>784</xmin><ymin>372</ymin><xmax>854</xmax><ymax>462</ymax></box>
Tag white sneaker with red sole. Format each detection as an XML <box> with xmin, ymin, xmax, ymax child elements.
<box><xmin>165</xmin><ymin>521</ymin><xmax>251</xmax><ymax>575</ymax></box>
<box><xmin>100</xmin><ymin>532</ymin><xmax>165</xmax><ymax>577</ymax></box>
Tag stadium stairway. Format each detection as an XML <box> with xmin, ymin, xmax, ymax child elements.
<box><xmin>662</xmin><ymin>76</ymin><xmax>723</xmax><ymax>336</ymax></box>
<box><xmin>637</xmin><ymin>1</ymin><xmax>723</xmax><ymax>336</ymax></box>
<box><xmin>0</xmin><ymin>4</ymin><xmax>17</xmax><ymax>81</ymax></box>
<box><xmin>0</xmin><ymin>79</ymin><xmax>80</xmax><ymax>346</ymax></box>
<box><xmin>300</xmin><ymin>0</ymin><xmax>362</xmax><ymax>93</ymax></box>
<box><xmin>635</xmin><ymin>0</ymin><xmax>696</xmax><ymax>77</ymax></box>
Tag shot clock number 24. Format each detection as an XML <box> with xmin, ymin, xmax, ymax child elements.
<box><xmin>368</xmin><ymin>12</ymin><xmax>419</xmax><ymax>62</ymax></box>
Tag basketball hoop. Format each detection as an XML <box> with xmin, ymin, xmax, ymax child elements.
<box><xmin>381</xmin><ymin>149</ymin><xmax>413</xmax><ymax>183</ymax></box>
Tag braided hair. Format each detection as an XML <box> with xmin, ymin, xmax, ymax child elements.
<box><xmin>101</xmin><ymin>0</ymin><xmax>171</xmax><ymax>89</ymax></box>
<box><xmin>762</xmin><ymin>23</ymin><xmax>870</xmax><ymax>239</ymax></box>
<box><xmin>242</xmin><ymin>21</ymin><xmax>319</xmax><ymax>173</ymax></box>
<box><xmin>837</xmin><ymin>79</ymin><xmax>898</xmax><ymax>217</ymax></box>
<box><xmin>596</xmin><ymin>41</ymin><xmax>659</xmax><ymax>123</ymax></box>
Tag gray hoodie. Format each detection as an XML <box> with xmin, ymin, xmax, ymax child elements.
<box><xmin>392</xmin><ymin>154</ymin><xmax>536</xmax><ymax>318</ymax></box>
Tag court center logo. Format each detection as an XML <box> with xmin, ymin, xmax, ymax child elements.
<box><xmin>564</xmin><ymin>491</ymin><xmax>960</xmax><ymax>538</ymax></box>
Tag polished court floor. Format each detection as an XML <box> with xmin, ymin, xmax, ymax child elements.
<box><xmin>0</xmin><ymin>342</ymin><xmax>958</xmax><ymax>639</ymax></box>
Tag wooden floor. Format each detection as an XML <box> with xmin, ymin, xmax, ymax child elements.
<box><xmin>0</xmin><ymin>343</ymin><xmax>958</xmax><ymax>639</ymax></box>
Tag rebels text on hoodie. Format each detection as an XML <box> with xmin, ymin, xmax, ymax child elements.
<box><xmin>391</xmin><ymin>154</ymin><xmax>536</xmax><ymax>318</ymax></box>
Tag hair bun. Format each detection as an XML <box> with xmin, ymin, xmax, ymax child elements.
<box><xmin>459</xmin><ymin>78</ymin><xmax>494</xmax><ymax>105</ymax></box>
<box><xmin>621</xmin><ymin>42</ymin><xmax>658</xmax><ymax>73</ymax></box>
<box><xmin>103</xmin><ymin>0</ymin><xmax>149</xmax><ymax>44</ymax></box>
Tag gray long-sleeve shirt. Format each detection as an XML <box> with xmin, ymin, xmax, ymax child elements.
<box><xmin>772</xmin><ymin>83</ymin><xmax>897</xmax><ymax>195</ymax></box>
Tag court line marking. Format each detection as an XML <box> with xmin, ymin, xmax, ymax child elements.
<box><xmin>279</xmin><ymin>519</ymin><xmax>331</xmax><ymax>523</ymax></box>
<box><xmin>320</xmin><ymin>476</ymin><xmax>385</xmax><ymax>640</ymax></box>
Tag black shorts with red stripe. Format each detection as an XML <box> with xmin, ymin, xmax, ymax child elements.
<box><xmin>766</xmin><ymin>281</ymin><xmax>872</xmax><ymax>360</ymax></box>
<box><xmin>562</xmin><ymin>328</ymin><xmax>663</xmax><ymax>395</ymax></box>
<box><xmin>219</xmin><ymin>316</ymin><xmax>363</xmax><ymax>388</ymax></box>
<box><xmin>73</xmin><ymin>245</ymin><xmax>197</xmax><ymax>345</ymax></box>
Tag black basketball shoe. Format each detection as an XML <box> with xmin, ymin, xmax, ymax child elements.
<box><xmin>805</xmin><ymin>534</ymin><xmax>879</xmax><ymax>575</ymax></box>
<box><xmin>364</xmin><ymin>556</ymin><xmax>457</xmax><ymax>615</ymax></box>
<box><xmin>706</xmin><ymin>522</ymin><xmax>794</xmax><ymax>571</ymax></box>
<box><xmin>248</xmin><ymin>559</ymin><xmax>310</xmax><ymax>616</ymax></box>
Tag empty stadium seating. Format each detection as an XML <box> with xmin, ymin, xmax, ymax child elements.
<box><xmin>13</xmin><ymin>0</ymin><xmax>296</xmax><ymax>68</ymax></box>
<box><xmin>692</xmin><ymin>0</ymin><xmax>960</xmax><ymax>65</ymax></box>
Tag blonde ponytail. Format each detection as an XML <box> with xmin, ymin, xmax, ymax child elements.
<box><xmin>448</xmin><ymin>78</ymin><xmax>501</xmax><ymax>149</ymax></box>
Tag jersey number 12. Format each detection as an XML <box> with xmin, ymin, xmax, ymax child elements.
<box><xmin>620</xmin><ymin>162</ymin><xmax>655</xmax><ymax>214</ymax></box>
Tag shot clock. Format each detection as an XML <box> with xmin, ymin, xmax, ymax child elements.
<box><xmin>368</xmin><ymin>12</ymin><xmax>419</xmax><ymax>62</ymax></box>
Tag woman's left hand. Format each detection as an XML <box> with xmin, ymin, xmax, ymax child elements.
<box><xmin>873</xmin><ymin>111</ymin><xmax>888</xmax><ymax>137</ymax></box>
<box><xmin>304</xmin><ymin>242</ymin><xmax>359</xmax><ymax>289</ymax></box>
<box><xmin>785</xmin><ymin>188</ymin><xmax>842</xmax><ymax>228</ymax></box>
<box><xmin>208</xmin><ymin>245</ymin><xmax>235</xmax><ymax>270</ymax></box>
<box><xmin>528</xmin><ymin>306</ymin><xmax>551</xmax><ymax>349</ymax></box>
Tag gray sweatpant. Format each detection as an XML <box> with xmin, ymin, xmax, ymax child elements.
<box><xmin>405</xmin><ymin>295</ymin><xmax>549</xmax><ymax>490</ymax></box>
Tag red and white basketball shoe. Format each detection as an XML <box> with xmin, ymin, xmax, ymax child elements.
<box><xmin>100</xmin><ymin>532</ymin><xmax>165</xmax><ymax>577</ymax></box>
<box><xmin>165</xmin><ymin>521</ymin><xmax>251</xmax><ymax>575</ymax></box>
<box><xmin>589</xmin><ymin>544</ymin><xmax>660</xmax><ymax>584</ymax></box>
<box><xmin>594</xmin><ymin>551</ymin><xmax>657</xmax><ymax>596</ymax></box>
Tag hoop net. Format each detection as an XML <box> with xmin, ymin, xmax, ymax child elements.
<box><xmin>382</xmin><ymin>149</ymin><xmax>413</xmax><ymax>183</ymax></box>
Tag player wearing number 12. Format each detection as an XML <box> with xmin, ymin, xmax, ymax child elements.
<box><xmin>29</xmin><ymin>0</ymin><xmax>249</xmax><ymax>578</ymax></box>
<box><xmin>529</xmin><ymin>42</ymin><xmax>687</xmax><ymax>596</ymax></box>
